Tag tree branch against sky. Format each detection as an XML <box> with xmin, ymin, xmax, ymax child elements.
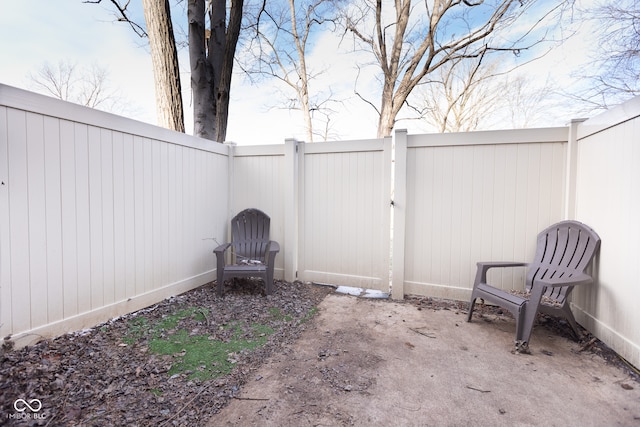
<box><xmin>570</xmin><ymin>0</ymin><xmax>640</xmax><ymax>111</ymax></box>
<box><xmin>241</xmin><ymin>0</ymin><xmax>342</xmax><ymax>141</ymax></box>
<box><xmin>416</xmin><ymin>53</ymin><xmax>503</xmax><ymax>132</ymax></box>
<box><xmin>86</xmin><ymin>0</ymin><xmax>185</xmax><ymax>132</ymax></box>
<box><xmin>342</xmin><ymin>0</ymin><xmax>570</xmax><ymax>138</ymax></box>
<box><xmin>89</xmin><ymin>0</ymin><xmax>244</xmax><ymax>142</ymax></box>
<box><xmin>28</xmin><ymin>60</ymin><xmax>135</xmax><ymax>114</ymax></box>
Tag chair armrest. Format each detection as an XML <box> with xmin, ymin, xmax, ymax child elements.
<box><xmin>265</xmin><ymin>241</ymin><xmax>280</xmax><ymax>266</ymax></box>
<box><xmin>267</xmin><ymin>241</ymin><xmax>280</xmax><ymax>253</ymax></box>
<box><xmin>474</xmin><ymin>261</ymin><xmax>528</xmax><ymax>286</ymax></box>
<box><xmin>533</xmin><ymin>272</ymin><xmax>593</xmax><ymax>288</ymax></box>
<box><xmin>214</xmin><ymin>243</ymin><xmax>231</xmax><ymax>256</ymax></box>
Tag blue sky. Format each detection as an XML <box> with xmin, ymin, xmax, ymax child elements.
<box><xmin>0</xmin><ymin>1</ymin><xmax>156</xmax><ymax>122</ymax></box>
<box><xmin>0</xmin><ymin>0</ymin><xmax>377</xmax><ymax>144</ymax></box>
<box><xmin>0</xmin><ymin>0</ymin><xmax>599</xmax><ymax>144</ymax></box>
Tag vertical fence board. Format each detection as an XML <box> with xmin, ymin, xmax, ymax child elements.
<box><xmin>0</xmin><ymin>106</ymin><xmax>12</xmax><ymax>335</ymax></box>
<box><xmin>88</xmin><ymin>126</ymin><xmax>104</xmax><ymax>309</ymax></box>
<box><xmin>112</xmin><ymin>131</ymin><xmax>126</xmax><ymax>302</ymax></box>
<box><xmin>100</xmin><ymin>128</ymin><xmax>115</xmax><ymax>306</ymax></box>
<box><xmin>142</xmin><ymin>138</ymin><xmax>154</xmax><ymax>292</ymax></box>
<box><xmin>74</xmin><ymin>123</ymin><xmax>92</xmax><ymax>313</ymax></box>
<box><xmin>26</xmin><ymin>113</ymin><xmax>48</xmax><ymax>327</ymax></box>
<box><xmin>44</xmin><ymin>116</ymin><xmax>64</xmax><ymax>323</ymax></box>
<box><xmin>133</xmin><ymin>136</ymin><xmax>145</xmax><ymax>296</ymax></box>
<box><xmin>8</xmin><ymin>109</ymin><xmax>31</xmax><ymax>332</ymax></box>
<box><xmin>60</xmin><ymin>121</ymin><xmax>78</xmax><ymax>317</ymax></box>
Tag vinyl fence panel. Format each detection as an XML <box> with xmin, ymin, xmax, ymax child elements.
<box><xmin>395</xmin><ymin>128</ymin><xmax>568</xmax><ymax>300</ymax></box>
<box><xmin>229</xmin><ymin>144</ymin><xmax>288</xmax><ymax>279</ymax></box>
<box><xmin>0</xmin><ymin>85</ymin><xmax>228</xmax><ymax>348</ymax></box>
<box><xmin>297</xmin><ymin>139</ymin><xmax>392</xmax><ymax>291</ymax></box>
<box><xmin>572</xmin><ymin>97</ymin><xmax>640</xmax><ymax>370</ymax></box>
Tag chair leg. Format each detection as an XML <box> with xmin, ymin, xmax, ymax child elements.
<box><xmin>516</xmin><ymin>286</ymin><xmax>544</xmax><ymax>354</ymax></box>
<box><xmin>467</xmin><ymin>297</ymin><xmax>476</xmax><ymax>322</ymax></box>
<box><xmin>217</xmin><ymin>270</ymin><xmax>224</xmax><ymax>297</ymax></box>
<box><xmin>514</xmin><ymin>308</ymin><xmax>531</xmax><ymax>354</ymax></box>
<box><xmin>562</xmin><ymin>306</ymin><xmax>583</xmax><ymax>340</ymax></box>
<box><xmin>265</xmin><ymin>271</ymin><xmax>274</xmax><ymax>295</ymax></box>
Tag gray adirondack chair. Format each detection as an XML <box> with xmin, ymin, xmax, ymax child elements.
<box><xmin>467</xmin><ymin>220</ymin><xmax>601</xmax><ymax>353</ymax></box>
<box><xmin>214</xmin><ymin>209</ymin><xmax>280</xmax><ymax>296</ymax></box>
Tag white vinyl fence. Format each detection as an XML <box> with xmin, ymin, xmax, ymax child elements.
<box><xmin>392</xmin><ymin>127</ymin><xmax>569</xmax><ymax>300</ymax></box>
<box><xmin>1</xmin><ymin>85</ymin><xmax>229</xmax><ymax>348</ymax></box>
<box><xmin>296</xmin><ymin>139</ymin><xmax>392</xmax><ymax>290</ymax></box>
<box><xmin>1</xmin><ymin>83</ymin><xmax>639</xmax><ymax>369</ymax></box>
<box><xmin>570</xmin><ymin>99</ymin><xmax>640</xmax><ymax>371</ymax></box>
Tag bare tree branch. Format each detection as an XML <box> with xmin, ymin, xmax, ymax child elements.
<box><xmin>568</xmin><ymin>0</ymin><xmax>640</xmax><ymax>111</ymax></box>
<box><xmin>342</xmin><ymin>0</ymin><xmax>573</xmax><ymax>137</ymax></box>
<box><xmin>83</xmin><ymin>0</ymin><xmax>148</xmax><ymax>37</ymax></box>
<box><xmin>241</xmin><ymin>0</ymin><xmax>341</xmax><ymax>141</ymax></box>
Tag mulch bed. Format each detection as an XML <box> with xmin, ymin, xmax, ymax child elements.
<box><xmin>1</xmin><ymin>280</ymin><xmax>331</xmax><ymax>426</ymax></box>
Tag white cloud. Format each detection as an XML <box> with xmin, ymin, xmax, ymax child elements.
<box><xmin>0</xmin><ymin>0</ymin><xmax>156</xmax><ymax>124</ymax></box>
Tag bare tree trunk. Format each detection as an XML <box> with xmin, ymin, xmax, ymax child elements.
<box><xmin>214</xmin><ymin>0</ymin><xmax>244</xmax><ymax>143</ymax></box>
<box><xmin>377</xmin><ymin>81</ymin><xmax>398</xmax><ymax>138</ymax></box>
<box><xmin>188</xmin><ymin>0</ymin><xmax>243</xmax><ymax>142</ymax></box>
<box><xmin>289</xmin><ymin>0</ymin><xmax>313</xmax><ymax>142</ymax></box>
<box><xmin>189</xmin><ymin>0</ymin><xmax>216</xmax><ymax>140</ymax></box>
<box><xmin>142</xmin><ymin>0</ymin><xmax>184</xmax><ymax>132</ymax></box>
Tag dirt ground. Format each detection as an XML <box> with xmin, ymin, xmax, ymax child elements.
<box><xmin>211</xmin><ymin>292</ymin><xmax>640</xmax><ymax>427</ymax></box>
<box><xmin>3</xmin><ymin>282</ymin><xmax>639</xmax><ymax>426</ymax></box>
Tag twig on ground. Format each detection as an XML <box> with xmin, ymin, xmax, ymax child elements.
<box><xmin>579</xmin><ymin>337</ymin><xmax>598</xmax><ymax>352</ymax></box>
<box><xmin>234</xmin><ymin>396</ymin><xmax>270</xmax><ymax>401</ymax></box>
<box><xmin>159</xmin><ymin>384</ymin><xmax>212</xmax><ymax>427</ymax></box>
<box><xmin>466</xmin><ymin>385</ymin><xmax>491</xmax><ymax>393</ymax></box>
<box><xmin>409</xmin><ymin>327</ymin><xmax>436</xmax><ymax>338</ymax></box>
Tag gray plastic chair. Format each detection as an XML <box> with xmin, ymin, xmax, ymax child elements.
<box><xmin>467</xmin><ymin>220</ymin><xmax>601</xmax><ymax>353</ymax></box>
<box><xmin>214</xmin><ymin>209</ymin><xmax>280</xmax><ymax>296</ymax></box>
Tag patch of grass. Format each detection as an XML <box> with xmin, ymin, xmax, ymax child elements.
<box><xmin>156</xmin><ymin>307</ymin><xmax>209</xmax><ymax>331</ymax></box>
<box><xmin>123</xmin><ymin>307</ymin><xmax>273</xmax><ymax>381</ymax></box>
<box><xmin>149</xmin><ymin>325</ymin><xmax>272</xmax><ymax>380</ymax></box>
<box><xmin>299</xmin><ymin>307</ymin><xmax>318</xmax><ymax>324</ymax></box>
<box><xmin>123</xmin><ymin>316</ymin><xmax>150</xmax><ymax>345</ymax></box>
<box><xmin>268</xmin><ymin>307</ymin><xmax>293</xmax><ymax>322</ymax></box>
<box><xmin>252</xmin><ymin>323</ymin><xmax>275</xmax><ymax>337</ymax></box>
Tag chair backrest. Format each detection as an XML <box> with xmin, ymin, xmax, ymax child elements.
<box><xmin>231</xmin><ymin>208</ymin><xmax>271</xmax><ymax>263</ymax></box>
<box><xmin>526</xmin><ymin>220</ymin><xmax>601</xmax><ymax>303</ymax></box>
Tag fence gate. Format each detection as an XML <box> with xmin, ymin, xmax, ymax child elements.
<box><xmin>296</xmin><ymin>138</ymin><xmax>392</xmax><ymax>292</ymax></box>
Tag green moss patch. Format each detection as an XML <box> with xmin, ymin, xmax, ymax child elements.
<box><xmin>123</xmin><ymin>306</ymin><xmax>277</xmax><ymax>381</ymax></box>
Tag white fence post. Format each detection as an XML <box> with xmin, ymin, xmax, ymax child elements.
<box><xmin>564</xmin><ymin>118</ymin><xmax>587</xmax><ymax>220</ymax></box>
<box><xmin>224</xmin><ymin>141</ymin><xmax>237</xmax><ymax>254</ymax></box>
<box><xmin>284</xmin><ymin>138</ymin><xmax>299</xmax><ymax>282</ymax></box>
<box><xmin>392</xmin><ymin>129</ymin><xmax>408</xmax><ymax>300</ymax></box>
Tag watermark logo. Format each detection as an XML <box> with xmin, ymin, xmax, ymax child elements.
<box><xmin>14</xmin><ymin>399</ymin><xmax>42</xmax><ymax>413</ymax></box>
<box><xmin>7</xmin><ymin>398</ymin><xmax>46</xmax><ymax>421</ymax></box>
